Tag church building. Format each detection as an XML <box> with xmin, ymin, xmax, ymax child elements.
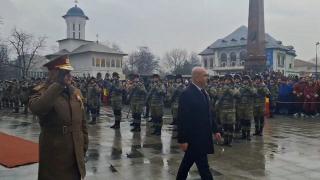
<box><xmin>47</xmin><ymin>4</ymin><xmax>127</xmax><ymax>78</ymax></box>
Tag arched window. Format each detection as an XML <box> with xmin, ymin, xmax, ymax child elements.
<box><xmin>230</xmin><ymin>52</ymin><xmax>237</xmax><ymax>66</ymax></box>
<box><xmin>116</xmin><ymin>59</ymin><xmax>120</xmax><ymax>68</ymax></box>
<box><xmin>210</xmin><ymin>58</ymin><xmax>214</xmax><ymax>68</ymax></box>
<box><xmin>95</xmin><ymin>58</ymin><xmax>101</xmax><ymax>67</ymax></box>
<box><xmin>220</xmin><ymin>53</ymin><xmax>227</xmax><ymax>67</ymax></box>
<box><xmin>92</xmin><ymin>57</ymin><xmax>95</xmax><ymax>66</ymax></box>
<box><xmin>203</xmin><ymin>58</ymin><xmax>208</xmax><ymax>68</ymax></box>
<box><xmin>106</xmin><ymin>58</ymin><xmax>110</xmax><ymax>67</ymax></box>
<box><xmin>101</xmin><ymin>59</ymin><xmax>106</xmax><ymax>67</ymax></box>
<box><xmin>111</xmin><ymin>59</ymin><xmax>115</xmax><ymax>67</ymax></box>
<box><xmin>240</xmin><ymin>51</ymin><xmax>247</xmax><ymax>61</ymax></box>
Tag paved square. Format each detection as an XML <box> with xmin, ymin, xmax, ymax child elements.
<box><xmin>1</xmin><ymin>107</ymin><xmax>320</xmax><ymax>180</ymax></box>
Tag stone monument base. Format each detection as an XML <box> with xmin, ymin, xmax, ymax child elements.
<box><xmin>245</xmin><ymin>55</ymin><xmax>267</xmax><ymax>73</ymax></box>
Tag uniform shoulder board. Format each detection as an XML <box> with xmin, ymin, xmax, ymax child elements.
<box><xmin>32</xmin><ymin>83</ymin><xmax>46</xmax><ymax>92</ymax></box>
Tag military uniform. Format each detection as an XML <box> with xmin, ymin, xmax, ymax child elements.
<box><xmin>216</xmin><ymin>75</ymin><xmax>239</xmax><ymax>146</ymax></box>
<box><xmin>110</xmin><ymin>72</ymin><xmax>124</xmax><ymax>129</ymax></box>
<box><xmin>234</xmin><ymin>74</ymin><xmax>242</xmax><ymax>134</ymax></box>
<box><xmin>20</xmin><ymin>81</ymin><xmax>32</xmax><ymax>114</ymax></box>
<box><xmin>87</xmin><ymin>78</ymin><xmax>101</xmax><ymax>124</ymax></box>
<box><xmin>268</xmin><ymin>80</ymin><xmax>279</xmax><ymax>117</ymax></box>
<box><xmin>0</xmin><ymin>81</ymin><xmax>4</xmax><ymax>109</ymax></box>
<box><xmin>28</xmin><ymin>55</ymin><xmax>88</xmax><ymax>180</ymax></box>
<box><xmin>171</xmin><ymin>75</ymin><xmax>185</xmax><ymax>127</ymax></box>
<box><xmin>207</xmin><ymin>76</ymin><xmax>220</xmax><ymax>127</ymax></box>
<box><xmin>147</xmin><ymin>74</ymin><xmax>166</xmax><ymax>136</ymax></box>
<box><xmin>128</xmin><ymin>74</ymin><xmax>147</xmax><ymax>132</ymax></box>
<box><xmin>11</xmin><ymin>80</ymin><xmax>20</xmax><ymax>113</ymax></box>
<box><xmin>253</xmin><ymin>75</ymin><xmax>271</xmax><ymax>136</ymax></box>
<box><xmin>237</xmin><ymin>75</ymin><xmax>256</xmax><ymax>140</ymax></box>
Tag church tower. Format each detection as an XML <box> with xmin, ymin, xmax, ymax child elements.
<box><xmin>63</xmin><ymin>4</ymin><xmax>89</xmax><ymax>40</ymax></box>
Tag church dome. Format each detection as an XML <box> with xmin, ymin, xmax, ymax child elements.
<box><xmin>63</xmin><ymin>5</ymin><xmax>88</xmax><ymax>20</ymax></box>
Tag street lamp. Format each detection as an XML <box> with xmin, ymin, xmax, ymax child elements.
<box><xmin>316</xmin><ymin>42</ymin><xmax>320</xmax><ymax>80</ymax></box>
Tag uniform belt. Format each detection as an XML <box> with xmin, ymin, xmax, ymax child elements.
<box><xmin>42</xmin><ymin>125</ymin><xmax>74</xmax><ymax>135</ymax></box>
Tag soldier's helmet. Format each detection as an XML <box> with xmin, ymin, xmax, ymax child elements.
<box><xmin>166</xmin><ymin>75</ymin><xmax>175</xmax><ymax>80</ymax></box>
<box><xmin>234</xmin><ymin>74</ymin><xmax>242</xmax><ymax>80</ymax></box>
<box><xmin>210</xmin><ymin>75</ymin><xmax>220</xmax><ymax>81</ymax></box>
<box><xmin>175</xmin><ymin>74</ymin><xmax>183</xmax><ymax>80</ymax></box>
<box><xmin>224</xmin><ymin>74</ymin><xmax>234</xmax><ymax>81</ymax></box>
<box><xmin>253</xmin><ymin>74</ymin><xmax>263</xmax><ymax>81</ymax></box>
<box><xmin>129</xmin><ymin>73</ymin><xmax>139</xmax><ymax>81</ymax></box>
<box><xmin>97</xmin><ymin>72</ymin><xmax>102</xmax><ymax>79</ymax></box>
<box><xmin>112</xmin><ymin>72</ymin><xmax>120</xmax><ymax>78</ymax></box>
<box><xmin>152</xmin><ymin>74</ymin><xmax>160</xmax><ymax>79</ymax></box>
<box><xmin>242</xmin><ymin>75</ymin><xmax>251</xmax><ymax>82</ymax></box>
<box><xmin>90</xmin><ymin>77</ymin><xmax>96</xmax><ymax>83</ymax></box>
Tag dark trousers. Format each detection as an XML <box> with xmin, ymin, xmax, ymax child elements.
<box><xmin>176</xmin><ymin>150</ymin><xmax>213</xmax><ymax>180</ymax></box>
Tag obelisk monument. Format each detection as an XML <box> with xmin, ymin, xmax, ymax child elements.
<box><xmin>245</xmin><ymin>0</ymin><xmax>266</xmax><ymax>72</ymax></box>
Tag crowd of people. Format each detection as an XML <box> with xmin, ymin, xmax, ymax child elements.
<box><xmin>1</xmin><ymin>70</ymin><xmax>320</xmax><ymax>144</ymax></box>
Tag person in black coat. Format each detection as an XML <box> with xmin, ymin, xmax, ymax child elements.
<box><xmin>176</xmin><ymin>67</ymin><xmax>221</xmax><ymax>180</ymax></box>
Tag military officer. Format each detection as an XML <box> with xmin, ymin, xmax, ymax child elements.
<box><xmin>253</xmin><ymin>74</ymin><xmax>271</xmax><ymax>136</ymax></box>
<box><xmin>109</xmin><ymin>72</ymin><xmax>124</xmax><ymax>129</ymax></box>
<box><xmin>29</xmin><ymin>55</ymin><xmax>88</xmax><ymax>180</ymax></box>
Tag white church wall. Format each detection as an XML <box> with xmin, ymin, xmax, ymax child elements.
<box><xmin>59</xmin><ymin>39</ymin><xmax>91</xmax><ymax>52</ymax></box>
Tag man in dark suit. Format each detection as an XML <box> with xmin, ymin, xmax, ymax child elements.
<box><xmin>176</xmin><ymin>67</ymin><xmax>221</xmax><ymax>180</ymax></box>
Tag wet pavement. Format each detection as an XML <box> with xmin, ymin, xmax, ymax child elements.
<box><xmin>1</xmin><ymin>107</ymin><xmax>320</xmax><ymax>180</ymax></box>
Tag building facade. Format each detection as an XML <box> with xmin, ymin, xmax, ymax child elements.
<box><xmin>47</xmin><ymin>4</ymin><xmax>127</xmax><ymax>79</ymax></box>
<box><xmin>199</xmin><ymin>26</ymin><xmax>296</xmax><ymax>76</ymax></box>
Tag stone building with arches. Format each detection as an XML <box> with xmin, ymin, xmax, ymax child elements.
<box><xmin>199</xmin><ymin>26</ymin><xmax>296</xmax><ymax>75</ymax></box>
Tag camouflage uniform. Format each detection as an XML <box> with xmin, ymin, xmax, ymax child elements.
<box><xmin>87</xmin><ymin>78</ymin><xmax>101</xmax><ymax>124</ymax></box>
<box><xmin>147</xmin><ymin>74</ymin><xmax>166</xmax><ymax>136</ymax></box>
<box><xmin>110</xmin><ymin>72</ymin><xmax>124</xmax><ymax>129</ymax></box>
<box><xmin>11</xmin><ymin>80</ymin><xmax>20</xmax><ymax>113</ymax></box>
<box><xmin>216</xmin><ymin>75</ymin><xmax>239</xmax><ymax>146</ymax></box>
<box><xmin>237</xmin><ymin>75</ymin><xmax>256</xmax><ymax>140</ymax></box>
<box><xmin>0</xmin><ymin>81</ymin><xmax>4</xmax><ymax>109</ymax></box>
<box><xmin>20</xmin><ymin>81</ymin><xmax>32</xmax><ymax>114</ymax></box>
<box><xmin>234</xmin><ymin>74</ymin><xmax>242</xmax><ymax>134</ymax></box>
<box><xmin>129</xmin><ymin>75</ymin><xmax>147</xmax><ymax>132</ymax></box>
<box><xmin>253</xmin><ymin>75</ymin><xmax>271</xmax><ymax>136</ymax></box>
<box><xmin>207</xmin><ymin>75</ymin><xmax>220</xmax><ymax>126</ymax></box>
<box><xmin>268</xmin><ymin>80</ymin><xmax>279</xmax><ymax>117</ymax></box>
<box><xmin>171</xmin><ymin>75</ymin><xmax>185</xmax><ymax>126</ymax></box>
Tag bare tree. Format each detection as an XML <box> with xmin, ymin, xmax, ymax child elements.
<box><xmin>163</xmin><ymin>48</ymin><xmax>188</xmax><ymax>74</ymax></box>
<box><xmin>127</xmin><ymin>47</ymin><xmax>160</xmax><ymax>75</ymax></box>
<box><xmin>7</xmin><ymin>28</ymin><xmax>46</xmax><ymax>79</ymax></box>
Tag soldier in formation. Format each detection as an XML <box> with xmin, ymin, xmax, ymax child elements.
<box><xmin>146</xmin><ymin>74</ymin><xmax>166</xmax><ymax>136</ymax></box>
<box><xmin>109</xmin><ymin>72</ymin><xmax>124</xmax><ymax>129</ymax></box>
<box><xmin>128</xmin><ymin>74</ymin><xmax>147</xmax><ymax>132</ymax></box>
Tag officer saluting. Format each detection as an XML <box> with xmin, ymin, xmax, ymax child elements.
<box><xmin>29</xmin><ymin>55</ymin><xmax>88</xmax><ymax>180</ymax></box>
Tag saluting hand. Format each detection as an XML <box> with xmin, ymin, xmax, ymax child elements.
<box><xmin>214</xmin><ymin>133</ymin><xmax>222</xmax><ymax>143</ymax></box>
<box><xmin>179</xmin><ymin>143</ymin><xmax>188</xmax><ymax>152</ymax></box>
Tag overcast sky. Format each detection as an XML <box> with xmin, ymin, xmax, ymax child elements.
<box><xmin>1</xmin><ymin>0</ymin><xmax>319</xmax><ymax>61</ymax></box>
